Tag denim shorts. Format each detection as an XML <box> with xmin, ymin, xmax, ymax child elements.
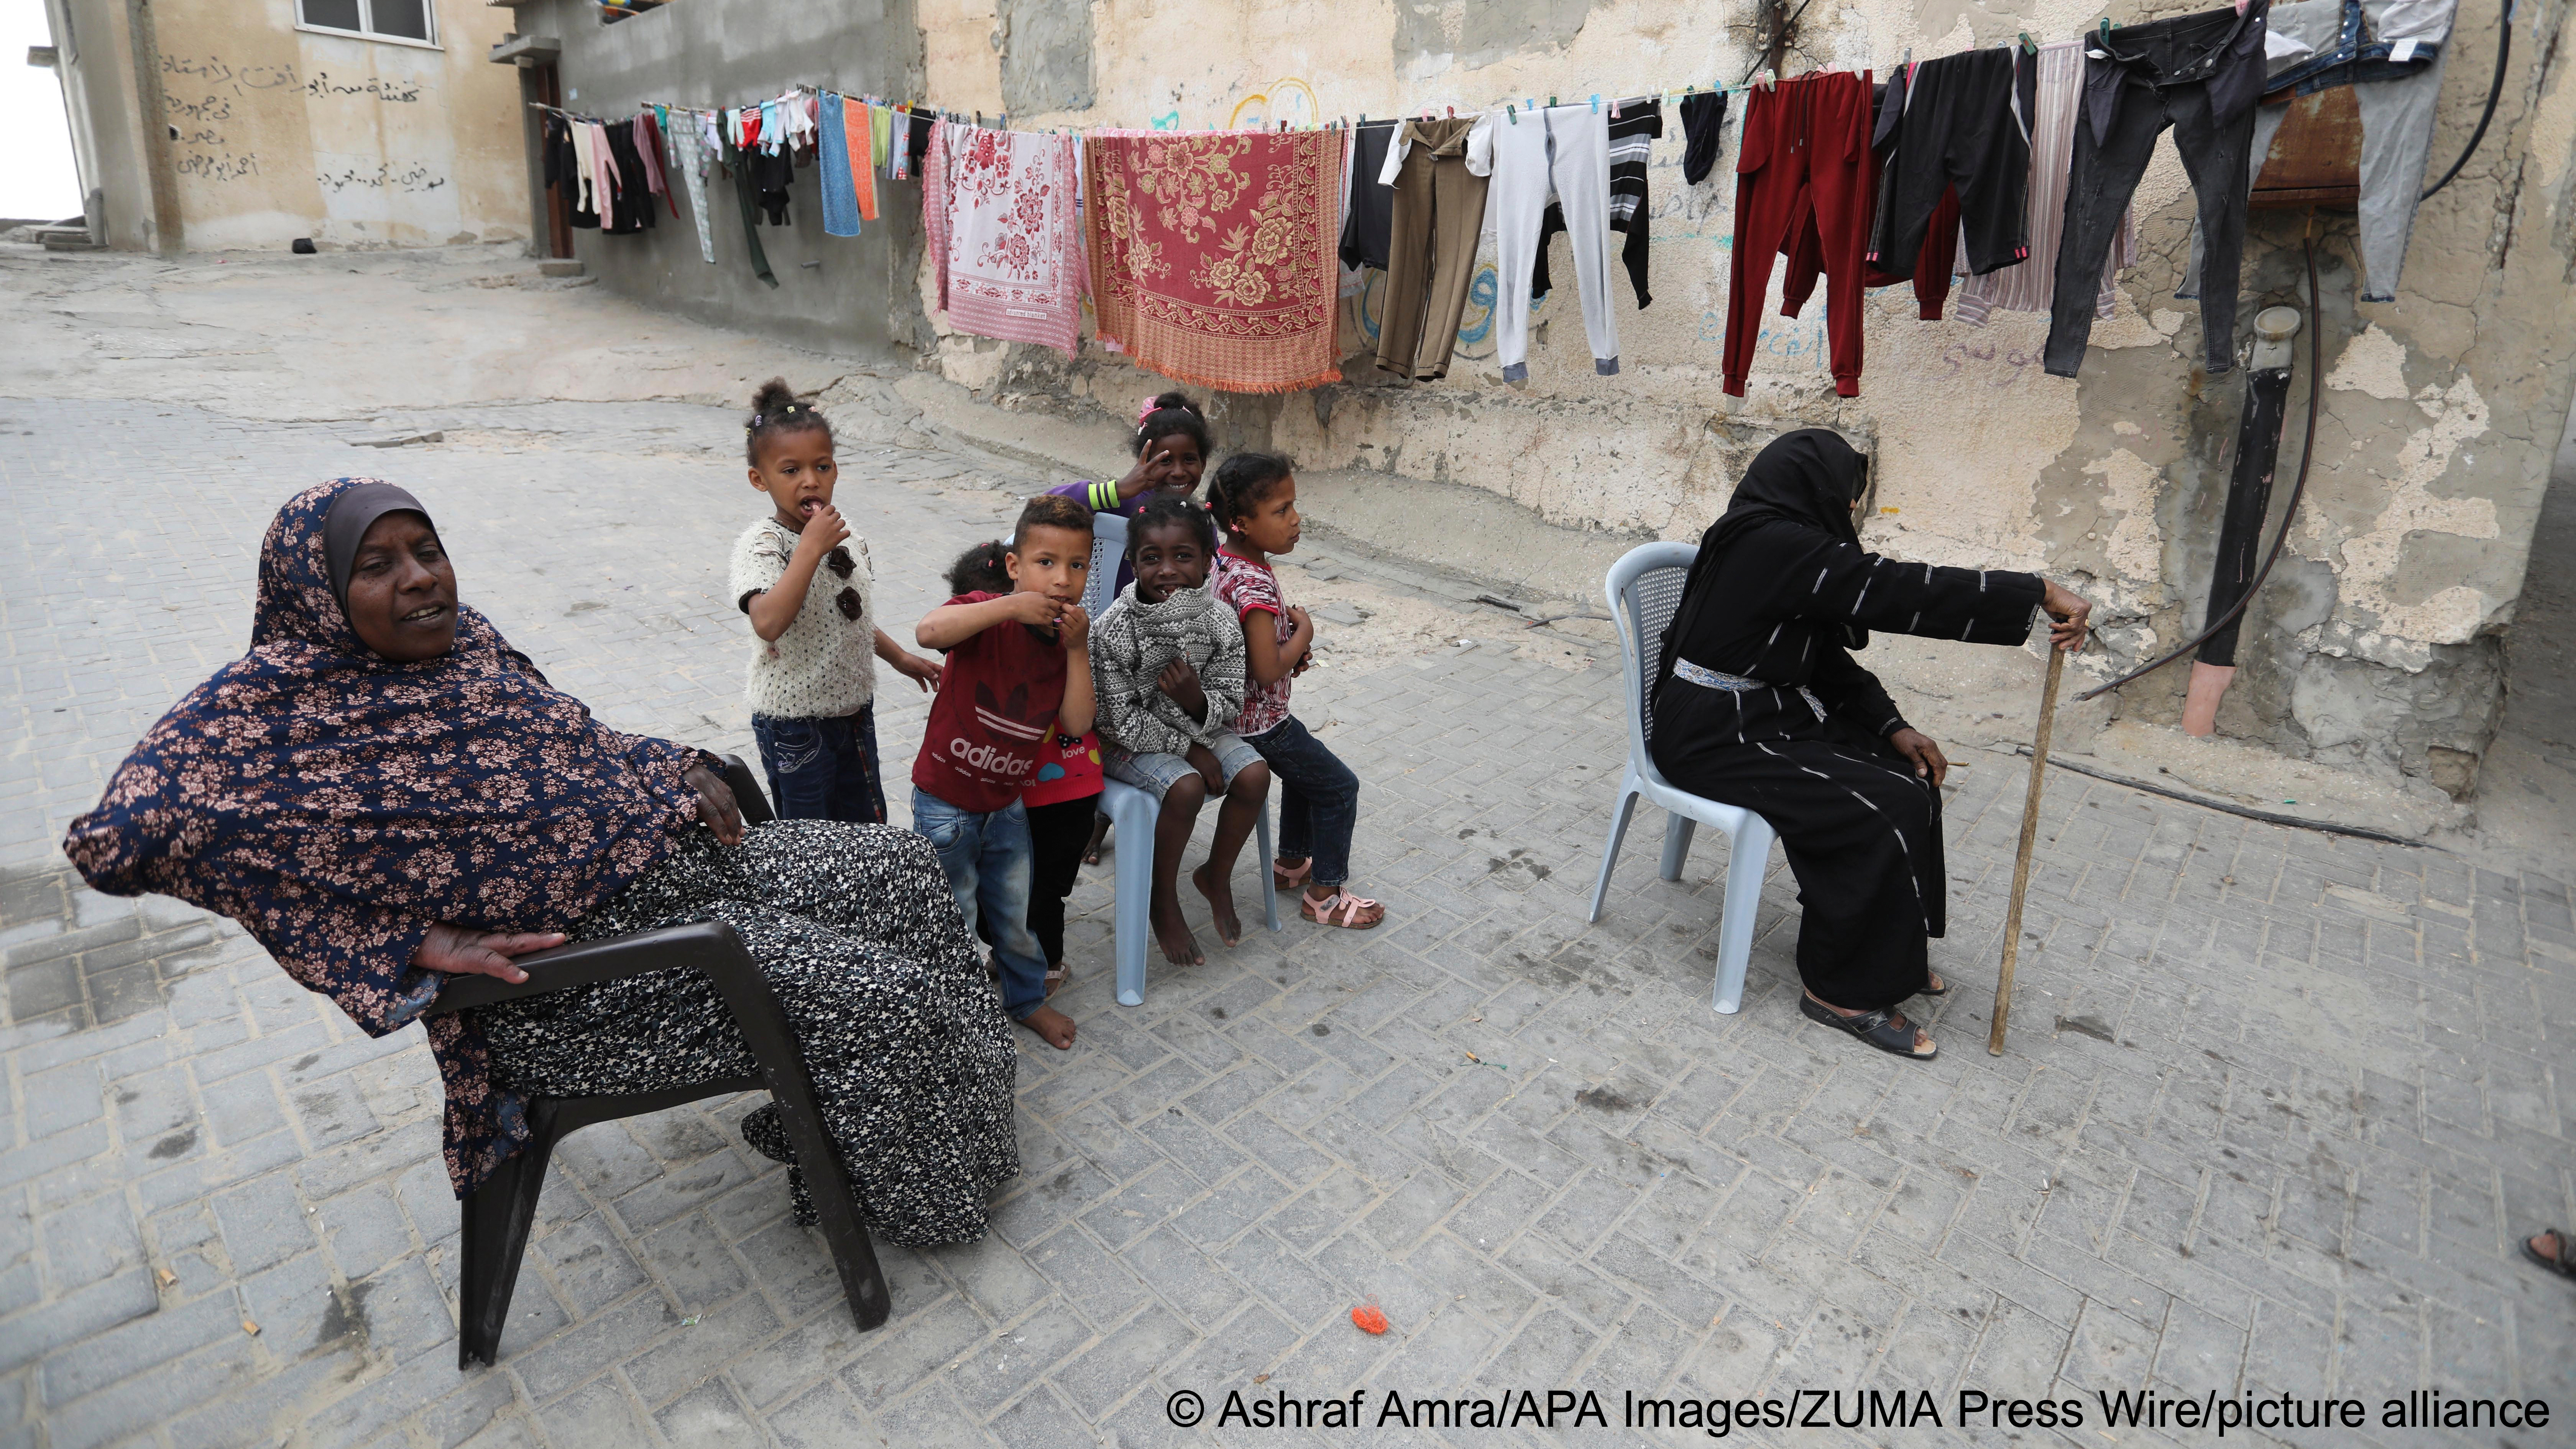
<box><xmin>1103</xmin><ymin>733</ymin><xmax>1263</xmax><ymax>801</ymax></box>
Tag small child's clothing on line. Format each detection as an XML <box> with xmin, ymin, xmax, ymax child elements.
<box><xmin>729</xmin><ymin>518</ymin><xmax>886</xmax><ymax>823</ymax></box>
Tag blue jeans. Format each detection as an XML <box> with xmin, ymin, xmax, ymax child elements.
<box><xmin>752</xmin><ymin>708</ymin><xmax>886</xmax><ymax>825</ymax></box>
<box><xmin>1244</xmin><ymin>715</ymin><xmax>1358</xmax><ymax>890</ymax></box>
<box><xmin>909</xmin><ymin>788</ymin><xmax>1048</xmax><ymax>1019</ymax></box>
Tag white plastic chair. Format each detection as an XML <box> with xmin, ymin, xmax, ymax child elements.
<box><xmin>1079</xmin><ymin>511</ymin><xmax>1279</xmax><ymax>1007</ymax></box>
<box><xmin>1587</xmin><ymin>542</ymin><xmax>1778</xmax><ymax>1014</ymax></box>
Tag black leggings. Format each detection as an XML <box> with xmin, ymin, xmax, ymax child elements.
<box><xmin>1023</xmin><ymin>795</ymin><xmax>1099</xmax><ymax>966</ymax></box>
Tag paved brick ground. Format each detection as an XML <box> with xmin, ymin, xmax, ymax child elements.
<box><xmin>0</xmin><ymin>393</ymin><xmax>2569</xmax><ymax>1449</ymax></box>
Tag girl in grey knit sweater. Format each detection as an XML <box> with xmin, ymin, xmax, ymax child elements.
<box><xmin>1091</xmin><ymin>497</ymin><xmax>1271</xmax><ymax>966</ymax></box>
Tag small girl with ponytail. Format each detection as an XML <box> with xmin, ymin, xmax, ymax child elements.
<box><xmin>1205</xmin><ymin>453</ymin><xmax>1385</xmax><ymax>929</ymax></box>
<box><xmin>727</xmin><ymin>377</ymin><xmax>944</xmax><ymax>823</ymax></box>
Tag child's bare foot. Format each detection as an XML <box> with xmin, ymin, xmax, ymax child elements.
<box><xmin>1018</xmin><ymin>1005</ymin><xmax>1077</xmax><ymax>1050</ymax></box>
<box><xmin>1083</xmin><ymin>813</ymin><xmax>1111</xmax><ymax>866</ymax></box>
<box><xmin>1150</xmin><ymin>899</ymin><xmax>1204</xmax><ymax>965</ymax></box>
<box><xmin>1191</xmin><ymin>862</ymin><xmax>1242</xmax><ymax>947</ymax></box>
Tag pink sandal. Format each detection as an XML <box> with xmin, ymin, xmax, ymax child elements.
<box><xmin>1272</xmin><ymin>857</ymin><xmax>1313</xmax><ymax>892</ymax></box>
<box><xmin>1300</xmin><ymin>889</ymin><xmax>1385</xmax><ymax>929</ymax></box>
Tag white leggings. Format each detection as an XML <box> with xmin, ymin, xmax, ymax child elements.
<box><xmin>1485</xmin><ymin>104</ymin><xmax>1621</xmax><ymax>381</ymax></box>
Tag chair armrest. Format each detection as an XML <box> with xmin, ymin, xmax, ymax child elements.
<box><xmin>721</xmin><ymin>752</ymin><xmax>774</xmax><ymax>828</ymax></box>
<box><xmin>423</xmin><ymin>919</ymin><xmax>753</xmax><ymax>1016</ymax></box>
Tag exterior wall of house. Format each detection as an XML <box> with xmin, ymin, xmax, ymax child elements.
<box><xmin>48</xmin><ymin>0</ymin><xmax>531</xmax><ymax>251</ymax></box>
<box><xmin>503</xmin><ymin>0</ymin><xmax>926</xmax><ymax>360</ymax></box>
<box><xmin>904</xmin><ymin>0</ymin><xmax>2576</xmax><ymax>794</ymax></box>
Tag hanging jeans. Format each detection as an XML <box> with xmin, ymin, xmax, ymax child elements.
<box><xmin>669</xmin><ymin>123</ymin><xmax>716</xmax><ymax>263</ymax></box>
<box><xmin>1376</xmin><ymin>117</ymin><xmax>1492</xmax><ymax>380</ymax></box>
<box><xmin>2046</xmin><ymin>0</ymin><xmax>2271</xmax><ymax>379</ymax></box>
<box><xmin>1487</xmin><ymin>103</ymin><xmax>1620</xmax><ymax>382</ymax></box>
<box><xmin>1723</xmin><ymin>71</ymin><xmax>1874</xmax><ymax>398</ymax></box>
<box><xmin>818</xmin><ymin>94</ymin><xmax>861</xmax><ymax>237</ymax></box>
<box><xmin>2182</xmin><ymin>0</ymin><xmax>2448</xmax><ymax>302</ymax></box>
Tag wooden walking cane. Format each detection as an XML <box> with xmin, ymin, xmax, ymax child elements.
<box><xmin>1988</xmin><ymin>641</ymin><xmax>2066</xmax><ymax>1056</ymax></box>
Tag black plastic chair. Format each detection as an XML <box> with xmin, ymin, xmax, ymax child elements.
<box><xmin>426</xmin><ymin>754</ymin><xmax>890</xmax><ymax>1367</ymax></box>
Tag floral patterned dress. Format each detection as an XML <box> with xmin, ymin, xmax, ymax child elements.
<box><xmin>64</xmin><ymin>478</ymin><xmax>1019</xmax><ymax>1244</ymax></box>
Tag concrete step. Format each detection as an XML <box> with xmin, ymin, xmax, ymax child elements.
<box><xmin>537</xmin><ymin>258</ymin><xmax>585</xmax><ymax>278</ymax></box>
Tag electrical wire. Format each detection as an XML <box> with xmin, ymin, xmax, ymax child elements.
<box><xmin>2076</xmin><ymin>232</ymin><xmax>2324</xmax><ymax>703</ymax></box>
<box><xmin>2422</xmin><ymin>0</ymin><xmax>2516</xmax><ymax>201</ymax></box>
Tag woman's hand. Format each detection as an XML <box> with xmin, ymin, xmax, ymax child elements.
<box><xmin>1887</xmin><ymin>727</ymin><xmax>1948</xmax><ymax>787</ymax></box>
<box><xmin>1157</xmin><ymin>658</ymin><xmax>1207</xmax><ymax>719</ymax></box>
<box><xmin>412</xmin><ymin>922</ymin><xmax>564</xmax><ymax>984</ymax></box>
<box><xmin>2041</xmin><ymin>580</ymin><xmax>2093</xmax><ymax>652</ymax></box>
<box><xmin>684</xmin><ymin>762</ymin><xmax>745</xmax><ymax>846</ymax></box>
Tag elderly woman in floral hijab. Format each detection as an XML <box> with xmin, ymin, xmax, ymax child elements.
<box><xmin>64</xmin><ymin>479</ymin><xmax>1019</xmax><ymax>1245</ymax></box>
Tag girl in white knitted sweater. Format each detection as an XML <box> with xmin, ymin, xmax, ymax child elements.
<box><xmin>1091</xmin><ymin>496</ymin><xmax>1271</xmax><ymax>966</ymax></box>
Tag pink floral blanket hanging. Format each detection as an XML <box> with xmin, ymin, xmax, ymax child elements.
<box><xmin>1082</xmin><ymin>129</ymin><xmax>1345</xmax><ymax>394</ymax></box>
<box><xmin>927</xmin><ymin>123</ymin><xmax>1085</xmax><ymax>359</ymax></box>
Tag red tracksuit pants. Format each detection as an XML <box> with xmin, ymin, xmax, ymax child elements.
<box><xmin>1723</xmin><ymin>71</ymin><xmax>1876</xmax><ymax>398</ymax></box>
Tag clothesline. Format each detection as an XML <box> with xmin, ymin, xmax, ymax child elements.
<box><xmin>538</xmin><ymin>0</ymin><xmax>2443</xmax><ymax>404</ymax></box>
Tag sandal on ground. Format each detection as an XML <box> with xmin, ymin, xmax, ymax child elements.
<box><xmin>1799</xmin><ymin>994</ymin><xmax>1937</xmax><ymax>1059</ymax></box>
<box><xmin>1045</xmin><ymin>963</ymin><xmax>1070</xmax><ymax>996</ymax></box>
<box><xmin>1273</xmin><ymin>857</ymin><xmax>1313</xmax><ymax>892</ymax></box>
<box><xmin>1300</xmin><ymin>889</ymin><xmax>1385</xmax><ymax>929</ymax></box>
<box><xmin>1918</xmin><ymin>972</ymin><xmax>1951</xmax><ymax>998</ymax></box>
<box><xmin>2522</xmin><ymin>1229</ymin><xmax>2576</xmax><ymax>1280</ymax></box>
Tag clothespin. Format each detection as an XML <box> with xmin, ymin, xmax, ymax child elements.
<box><xmin>1446</xmin><ymin>105</ymin><xmax>1455</xmax><ymax>118</ymax></box>
<box><xmin>1610</xmin><ymin>97</ymin><xmax>1621</xmax><ymax>118</ymax></box>
<box><xmin>1507</xmin><ymin>104</ymin><xmax>1518</xmax><ymax>124</ymax></box>
<box><xmin>1589</xmin><ymin>93</ymin><xmax>1600</xmax><ymax>112</ymax></box>
<box><xmin>1549</xmin><ymin>94</ymin><xmax>1559</xmax><ymax>107</ymax></box>
<box><xmin>2019</xmin><ymin>31</ymin><xmax>2034</xmax><ymax>52</ymax></box>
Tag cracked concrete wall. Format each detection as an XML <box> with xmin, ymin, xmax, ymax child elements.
<box><xmin>899</xmin><ymin>0</ymin><xmax>2574</xmax><ymax>792</ymax></box>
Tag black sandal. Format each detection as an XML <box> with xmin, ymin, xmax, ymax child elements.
<box><xmin>1801</xmin><ymin>994</ymin><xmax>1938</xmax><ymax>1059</ymax></box>
<box><xmin>2522</xmin><ymin>1229</ymin><xmax>2576</xmax><ymax>1280</ymax></box>
<box><xmin>1918</xmin><ymin>973</ymin><xmax>1951</xmax><ymax>998</ymax></box>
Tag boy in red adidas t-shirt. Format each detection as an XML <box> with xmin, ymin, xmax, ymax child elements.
<box><xmin>912</xmin><ymin>496</ymin><xmax>1096</xmax><ymax>1050</ymax></box>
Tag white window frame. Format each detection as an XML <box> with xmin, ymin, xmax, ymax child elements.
<box><xmin>293</xmin><ymin>0</ymin><xmax>442</xmax><ymax>51</ymax></box>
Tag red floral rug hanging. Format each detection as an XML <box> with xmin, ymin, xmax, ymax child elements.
<box><xmin>1082</xmin><ymin>129</ymin><xmax>1346</xmax><ymax>394</ymax></box>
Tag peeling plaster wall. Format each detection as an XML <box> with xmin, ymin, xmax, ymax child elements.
<box><xmin>908</xmin><ymin>0</ymin><xmax>2576</xmax><ymax>789</ymax></box>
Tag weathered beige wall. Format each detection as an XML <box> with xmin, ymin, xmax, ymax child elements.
<box><xmin>84</xmin><ymin>0</ymin><xmax>529</xmax><ymax>250</ymax></box>
<box><xmin>914</xmin><ymin>0</ymin><xmax>2576</xmax><ymax>792</ymax></box>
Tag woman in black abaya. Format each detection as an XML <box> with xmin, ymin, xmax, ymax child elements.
<box><xmin>1651</xmin><ymin>430</ymin><xmax>2090</xmax><ymax>1059</ymax></box>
